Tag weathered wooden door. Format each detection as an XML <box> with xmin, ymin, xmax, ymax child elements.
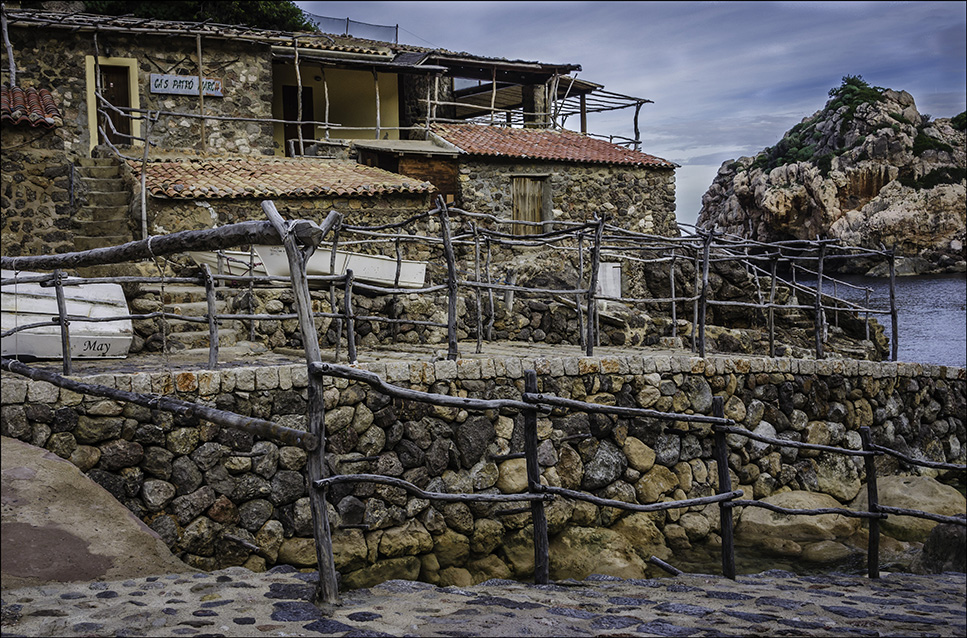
<box><xmin>98</xmin><ymin>65</ymin><xmax>131</xmax><ymax>147</ymax></box>
<box><xmin>512</xmin><ymin>176</ymin><xmax>544</xmax><ymax>235</ymax></box>
<box><xmin>282</xmin><ymin>85</ymin><xmax>315</xmax><ymax>156</ymax></box>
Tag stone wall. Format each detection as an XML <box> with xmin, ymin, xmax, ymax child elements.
<box><xmin>0</xmin><ymin>127</ymin><xmax>75</xmax><ymax>257</ymax></box>
<box><xmin>2</xmin><ymin>353</ymin><xmax>963</xmax><ymax>587</ymax></box>
<box><xmin>457</xmin><ymin>158</ymin><xmax>678</xmax><ymax>236</ymax></box>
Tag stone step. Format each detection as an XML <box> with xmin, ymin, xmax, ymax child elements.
<box><xmin>75</xmin><ymin>165</ymin><xmax>120</xmax><ymax>179</ymax></box>
<box><xmin>77</xmin><ymin>158</ymin><xmax>120</xmax><ymax>167</ymax></box>
<box><xmin>81</xmin><ymin>191</ymin><xmax>130</xmax><ymax>207</ymax></box>
<box><xmin>166</xmin><ymin>328</ymin><xmax>240</xmax><ymax>349</ymax></box>
<box><xmin>75</xmin><ymin>205</ymin><xmax>130</xmax><ymax>222</ymax></box>
<box><xmin>79</xmin><ymin>176</ymin><xmax>125</xmax><ymax>191</ymax></box>
<box><xmin>74</xmin><ymin>218</ymin><xmax>131</xmax><ymax>238</ymax></box>
<box><xmin>73</xmin><ymin>235</ymin><xmax>134</xmax><ymax>252</ymax></box>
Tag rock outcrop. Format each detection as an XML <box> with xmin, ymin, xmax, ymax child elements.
<box><xmin>698</xmin><ymin>77</ymin><xmax>966</xmax><ymax>275</ymax></box>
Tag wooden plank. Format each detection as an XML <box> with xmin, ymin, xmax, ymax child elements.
<box><xmin>860</xmin><ymin>426</ymin><xmax>880</xmax><ymax>579</ymax></box>
<box><xmin>712</xmin><ymin>396</ymin><xmax>735</xmax><ymax>580</ymax></box>
<box><xmin>438</xmin><ymin>202</ymin><xmax>459</xmax><ymax>361</ymax></box>
<box><xmin>524</xmin><ymin>370</ymin><xmax>549</xmax><ymax>584</ymax></box>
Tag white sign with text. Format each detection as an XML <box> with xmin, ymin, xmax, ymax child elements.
<box><xmin>149</xmin><ymin>73</ymin><xmax>223</xmax><ymax>97</ymax></box>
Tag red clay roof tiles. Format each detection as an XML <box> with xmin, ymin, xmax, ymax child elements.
<box><xmin>130</xmin><ymin>158</ymin><xmax>435</xmax><ymax>199</ymax></box>
<box><xmin>431</xmin><ymin>123</ymin><xmax>675</xmax><ymax>168</ymax></box>
<box><xmin>1</xmin><ymin>85</ymin><xmax>63</xmax><ymax>128</ymax></box>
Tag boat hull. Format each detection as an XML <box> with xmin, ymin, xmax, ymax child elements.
<box><xmin>1</xmin><ymin>270</ymin><xmax>133</xmax><ymax>359</ymax></box>
<box><xmin>255</xmin><ymin>245</ymin><xmax>427</xmax><ymax>289</ymax></box>
<box><xmin>189</xmin><ymin>250</ymin><xmax>267</xmax><ymax>277</ymax></box>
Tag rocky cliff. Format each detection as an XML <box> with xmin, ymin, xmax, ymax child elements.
<box><xmin>697</xmin><ymin>77</ymin><xmax>966</xmax><ymax>275</ymax></box>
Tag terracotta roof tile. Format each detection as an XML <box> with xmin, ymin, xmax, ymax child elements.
<box><xmin>1</xmin><ymin>85</ymin><xmax>63</xmax><ymax>128</ymax></box>
<box><xmin>130</xmin><ymin>158</ymin><xmax>435</xmax><ymax>200</ymax></box>
<box><xmin>431</xmin><ymin>123</ymin><xmax>675</xmax><ymax>168</ymax></box>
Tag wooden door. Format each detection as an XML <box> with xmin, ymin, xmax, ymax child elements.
<box><xmin>512</xmin><ymin>176</ymin><xmax>544</xmax><ymax>235</ymax></box>
<box><xmin>98</xmin><ymin>65</ymin><xmax>131</xmax><ymax>146</ymax></box>
<box><xmin>282</xmin><ymin>85</ymin><xmax>315</xmax><ymax>156</ymax></box>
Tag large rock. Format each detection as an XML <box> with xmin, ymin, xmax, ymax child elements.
<box><xmin>736</xmin><ymin>490</ymin><xmax>860</xmax><ymax>550</ymax></box>
<box><xmin>1</xmin><ymin>436</ymin><xmax>190</xmax><ymax>589</ymax></box>
<box><xmin>697</xmin><ymin>81</ymin><xmax>966</xmax><ymax>275</ymax></box>
<box><xmin>850</xmin><ymin>475</ymin><xmax>967</xmax><ymax>542</ymax></box>
<box><xmin>910</xmin><ymin>516</ymin><xmax>967</xmax><ymax>574</ymax></box>
<box><xmin>548</xmin><ymin>526</ymin><xmax>648</xmax><ymax>580</ymax></box>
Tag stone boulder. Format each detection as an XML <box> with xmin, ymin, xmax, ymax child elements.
<box><xmin>736</xmin><ymin>490</ymin><xmax>860</xmax><ymax>555</ymax></box>
<box><xmin>548</xmin><ymin>526</ymin><xmax>648</xmax><ymax>580</ymax></box>
<box><xmin>850</xmin><ymin>475</ymin><xmax>967</xmax><ymax>542</ymax></box>
<box><xmin>910</xmin><ymin>516</ymin><xmax>966</xmax><ymax>574</ymax></box>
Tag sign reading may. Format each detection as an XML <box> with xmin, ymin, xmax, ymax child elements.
<box><xmin>149</xmin><ymin>74</ymin><xmax>223</xmax><ymax>97</ymax></box>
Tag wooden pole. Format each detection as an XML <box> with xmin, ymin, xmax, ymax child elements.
<box><xmin>321</xmin><ymin>69</ymin><xmax>330</xmax><ymax>140</ymax></box>
<box><xmin>438</xmin><ymin>201</ymin><xmax>459</xmax><ymax>361</ymax></box>
<box><xmin>372</xmin><ymin>69</ymin><xmax>380</xmax><ymax>139</ymax></box>
<box><xmin>485</xmin><ymin>237</ymin><xmax>495</xmax><ymax>341</ymax></box>
<box><xmin>712</xmin><ymin>397</ymin><xmax>736</xmax><ymax>579</ymax></box>
<box><xmin>330</xmin><ymin>220</ymin><xmax>342</xmax><ymax>362</ymax></box>
<box><xmin>889</xmin><ymin>249</ymin><xmax>898</xmax><ymax>361</ymax></box>
<box><xmin>523</xmin><ymin>370</ymin><xmax>549</xmax><ymax>584</ymax></box>
<box><xmin>52</xmin><ymin>270</ymin><xmax>72</xmax><ymax>376</ymax></box>
<box><xmin>248</xmin><ymin>246</ymin><xmax>256</xmax><ymax>341</ymax></box>
<box><xmin>768</xmin><ymin>257</ymin><xmax>777</xmax><ymax>358</ymax></box>
<box><xmin>698</xmin><ymin>232</ymin><xmax>712</xmax><ymax>358</ymax></box>
<box><xmin>860</xmin><ymin>426</ymin><xmax>880</xmax><ymax>579</ymax></box>
<box><xmin>260</xmin><ymin>201</ymin><xmax>339</xmax><ymax>605</ymax></box>
<box><xmin>202</xmin><ymin>264</ymin><xmax>219</xmax><ymax>370</ymax></box>
<box><xmin>196</xmin><ymin>35</ymin><xmax>206</xmax><ymax>153</ymax></box>
<box><xmin>343</xmin><ymin>270</ymin><xmax>357</xmax><ymax>364</ymax></box>
<box><xmin>670</xmin><ymin>250</ymin><xmax>677</xmax><ymax>338</ymax></box>
<box><xmin>294</xmin><ymin>38</ymin><xmax>304</xmax><ymax>155</ymax></box>
<box><xmin>473</xmin><ymin>224</ymin><xmax>483</xmax><ymax>354</ymax></box>
<box><xmin>576</xmin><ymin>234</ymin><xmax>585</xmax><ymax>348</ymax></box>
<box><xmin>586</xmin><ymin>218</ymin><xmax>603</xmax><ymax>356</ymax></box>
<box><xmin>814</xmin><ymin>243</ymin><xmax>826</xmax><ymax>359</ymax></box>
<box><xmin>692</xmin><ymin>247</ymin><xmax>701</xmax><ymax>354</ymax></box>
<box><xmin>2</xmin><ymin>6</ymin><xmax>16</xmax><ymax>86</ymax></box>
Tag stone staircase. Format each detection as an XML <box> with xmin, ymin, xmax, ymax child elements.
<box><xmin>135</xmin><ymin>283</ymin><xmax>246</xmax><ymax>351</ymax></box>
<box><xmin>72</xmin><ymin>157</ymin><xmax>134</xmax><ymax>252</ymax></box>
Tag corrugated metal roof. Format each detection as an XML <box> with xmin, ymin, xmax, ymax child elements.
<box><xmin>430</xmin><ymin>124</ymin><xmax>675</xmax><ymax>168</ymax></box>
<box><xmin>130</xmin><ymin>158</ymin><xmax>435</xmax><ymax>199</ymax></box>
<box><xmin>1</xmin><ymin>85</ymin><xmax>63</xmax><ymax>128</ymax></box>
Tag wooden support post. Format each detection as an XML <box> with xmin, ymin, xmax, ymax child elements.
<box><xmin>321</xmin><ymin>69</ymin><xmax>330</xmax><ymax>140</ymax></box>
<box><xmin>669</xmin><ymin>250</ymin><xmax>678</xmax><ymax>338</ymax></box>
<box><xmin>260</xmin><ymin>201</ymin><xmax>339</xmax><ymax>605</ymax></box>
<box><xmin>860</xmin><ymin>426</ymin><xmax>880</xmax><ymax>579</ymax></box>
<box><xmin>523</xmin><ymin>370</ymin><xmax>549</xmax><ymax>584</ymax></box>
<box><xmin>52</xmin><ymin>270</ymin><xmax>71</xmax><ymax>376</ymax></box>
<box><xmin>344</xmin><ymin>270</ymin><xmax>357</xmax><ymax>364</ymax></box>
<box><xmin>438</xmin><ymin>202</ymin><xmax>459</xmax><ymax>361</ymax></box>
<box><xmin>473</xmin><ymin>224</ymin><xmax>483</xmax><ymax>354</ymax></box>
<box><xmin>372</xmin><ymin>69</ymin><xmax>380</xmax><ymax>139</ymax></box>
<box><xmin>698</xmin><ymin>232</ymin><xmax>712</xmax><ymax>358</ymax></box>
<box><xmin>889</xmin><ymin>249</ymin><xmax>898</xmax><ymax>361</ymax></box>
<box><xmin>814</xmin><ymin>244</ymin><xmax>826</xmax><ymax>360</ymax></box>
<box><xmin>864</xmin><ymin>288</ymin><xmax>871</xmax><ymax>342</ymax></box>
<box><xmin>248</xmin><ymin>246</ymin><xmax>256</xmax><ymax>341</ymax></box>
<box><xmin>330</xmin><ymin>221</ymin><xmax>342</xmax><ymax>362</ymax></box>
<box><xmin>768</xmin><ymin>258</ymin><xmax>778</xmax><ymax>358</ymax></box>
<box><xmin>692</xmin><ymin>248</ymin><xmax>701</xmax><ymax>354</ymax></box>
<box><xmin>586</xmin><ymin>218</ymin><xmax>603</xmax><ymax>356</ymax></box>
<box><xmin>202</xmin><ymin>264</ymin><xmax>219</xmax><ymax>370</ymax></box>
<box><xmin>712</xmin><ymin>396</ymin><xmax>736</xmax><ymax>580</ymax></box>
<box><xmin>576</xmin><ymin>234</ymin><xmax>585</xmax><ymax>348</ymax></box>
<box><xmin>485</xmin><ymin>238</ymin><xmax>495</xmax><ymax>342</ymax></box>
<box><xmin>196</xmin><ymin>35</ymin><xmax>206</xmax><ymax>153</ymax></box>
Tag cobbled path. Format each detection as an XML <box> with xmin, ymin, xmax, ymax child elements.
<box><xmin>2</xmin><ymin>567</ymin><xmax>965</xmax><ymax>637</ymax></box>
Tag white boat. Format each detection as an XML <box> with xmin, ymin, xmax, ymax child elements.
<box><xmin>1</xmin><ymin>270</ymin><xmax>133</xmax><ymax>359</ymax></box>
<box><xmin>188</xmin><ymin>249</ymin><xmax>267</xmax><ymax>277</ymax></box>
<box><xmin>255</xmin><ymin>244</ymin><xmax>427</xmax><ymax>289</ymax></box>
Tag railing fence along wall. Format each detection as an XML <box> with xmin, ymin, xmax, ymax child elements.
<box><xmin>3</xmin><ymin>199</ymin><xmax>900</xmax><ymax>379</ymax></box>
<box><xmin>1</xmin><ymin>204</ymin><xmax>963</xmax><ymax>608</ymax></box>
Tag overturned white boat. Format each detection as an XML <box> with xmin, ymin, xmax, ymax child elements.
<box><xmin>188</xmin><ymin>249</ymin><xmax>267</xmax><ymax>277</ymax></box>
<box><xmin>255</xmin><ymin>244</ymin><xmax>427</xmax><ymax>289</ymax></box>
<box><xmin>1</xmin><ymin>269</ymin><xmax>133</xmax><ymax>359</ymax></box>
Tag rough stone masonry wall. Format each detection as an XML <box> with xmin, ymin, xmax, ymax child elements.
<box><xmin>457</xmin><ymin>158</ymin><xmax>678</xmax><ymax>236</ymax></box>
<box><xmin>2</xmin><ymin>353</ymin><xmax>963</xmax><ymax>588</ymax></box>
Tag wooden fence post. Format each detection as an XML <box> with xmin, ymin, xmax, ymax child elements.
<box><xmin>585</xmin><ymin>217</ymin><xmax>603</xmax><ymax>356</ymax></box>
<box><xmin>768</xmin><ymin>257</ymin><xmax>778</xmax><ymax>358</ymax></box>
<box><xmin>473</xmin><ymin>224</ymin><xmax>483</xmax><ymax>354</ymax></box>
<box><xmin>860</xmin><ymin>426</ymin><xmax>880</xmax><ymax>579</ymax></box>
<box><xmin>698</xmin><ymin>232</ymin><xmax>712</xmax><ymax>358</ymax></box>
<box><xmin>343</xmin><ymin>270</ymin><xmax>357</xmax><ymax>364</ymax></box>
<box><xmin>712</xmin><ymin>396</ymin><xmax>736</xmax><ymax>579</ymax></box>
<box><xmin>814</xmin><ymin>243</ymin><xmax>826</xmax><ymax>359</ymax></box>
<box><xmin>438</xmin><ymin>202</ymin><xmax>459</xmax><ymax>361</ymax></box>
<box><xmin>576</xmin><ymin>233</ymin><xmax>584</xmax><ymax>348</ymax></box>
<box><xmin>523</xmin><ymin>369</ymin><xmax>550</xmax><ymax>584</ymax></box>
<box><xmin>52</xmin><ymin>270</ymin><xmax>71</xmax><ymax>376</ymax></box>
<box><xmin>261</xmin><ymin>201</ymin><xmax>340</xmax><ymax>605</ymax></box>
<box><xmin>670</xmin><ymin>250</ymin><xmax>677</xmax><ymax>338</ymax></box>
<box><xmin>888</xmin><ymin>248</ymin><xmax>898</xmax><ymax>361</ymax></box>
<box><xmin>201</xmin><ymin>264</ymin><xmax>219</xmax><ymax>369</ymax></box>
<box><xmin>692</xmin><ymin>247</ymin><xmax>700</xmax><ymax>354</ymax></box>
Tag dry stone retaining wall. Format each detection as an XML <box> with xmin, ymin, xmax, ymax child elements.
<box><xmin>1</xmin><ymin>354</ymin><xmax>963</xmax><ymax>588</ymax></box>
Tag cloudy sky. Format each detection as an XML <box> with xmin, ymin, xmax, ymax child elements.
<box><xmin>295</xmin><ymin>1</ymin><xmax>966</xmax><ymax>227</ymax></box>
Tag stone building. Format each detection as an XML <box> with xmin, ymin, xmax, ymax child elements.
<box><xmin>1</xmin><ymin>6</ymin><xmax>676</xmax><ymax>259</ymax></box>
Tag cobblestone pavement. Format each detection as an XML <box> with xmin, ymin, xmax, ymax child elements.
<box><xmin>2</xmin><ymin>567</ymin><xmax>965</xmax><ymax>637</ymax></box>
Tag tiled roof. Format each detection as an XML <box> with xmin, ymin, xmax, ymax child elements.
<box><xmin>131</xmin><ymin>158</ymin><xmax>435</xmax><ymax>199</ymax></box>
<box><xmin>431</xmin><ymin>123</ymin><xmax>675</xmax><ymax>168</ymax></box>
<box><xmin>1</xmin><ymin>85</ymin><xmax>63</xmax><ymax>128</ymax></box>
